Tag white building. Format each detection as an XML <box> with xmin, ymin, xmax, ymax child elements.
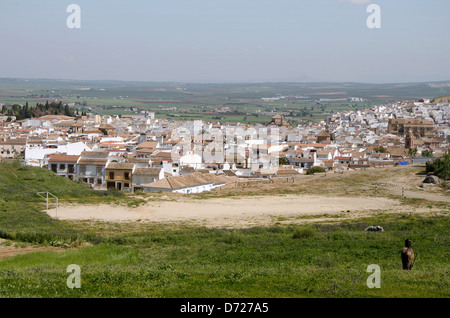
<box><xmin>179</xmin><ymin>153</ymin><xmax>203</xmax><ymax>169</ymax></box>
<box><xmin>25</xmin><ymin>140</ymin><xmax>91</xmax><ymax>167</ymax></box>
<box><xmin>76</xmin><ymin>151</ymin><xmax>109</xmax><ymax>187</ymax></box>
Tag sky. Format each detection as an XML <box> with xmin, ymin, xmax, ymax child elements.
<box><xmin>0</xmin><ymin>0</ymin><xmax>449</xmax><ymax>83</ymax></box>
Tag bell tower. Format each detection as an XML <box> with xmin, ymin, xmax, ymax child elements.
<box><xmin>405</xmin><ymin>128</ymin><xmax>415</xmax><ymax>149</ymax></box>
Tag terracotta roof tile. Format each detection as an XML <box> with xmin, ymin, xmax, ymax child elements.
<box><xmin>106</xmin><ymin>162</ymin><xmax>135</xmax><ymax>170</ymax></box>
<box><xmin>48</xmin><ymin>154</ymin><xmax>80</xmax><ymax>163</ymax></box>
<box><xmin>78</xmin><ymin>158</ymin><xmax>108</xmax><ymax>165</ymax></box>
<box><xmin>133</xmin><ymin>167</ymin><xmax>162</xmax><ymax>177</ymax></box>
<box><xmin>137</xmin><ymin>141</ymin><xmax>159</xmax><ymax>148</ymax></box>
<box><xmin>143</xmin><ymin>172</ymin><xmax>229</xmax><ymax>190</ymax></box>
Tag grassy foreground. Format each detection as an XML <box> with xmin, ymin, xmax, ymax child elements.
<box><xmin>0</xmin><ymin>216</ymin><xmax>449</xmax><ymax>298</ymax></box>
<box><xmin>0</xmin><ymin>162</ymin><xmax>449</xmax><ymax>298</ymax></box>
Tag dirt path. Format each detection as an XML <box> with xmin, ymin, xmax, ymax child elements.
<box><xmin>45</xmin><ymin>194</ymin><xmax>444</xmax><ymax>228</ymax></box>
<box><xmin>397</xmin><ymin>188</ymin><xmax>450</xmax><ymax>203</ymax></box>
<box><xmin>0</xmin><ymin>238</ymin><xmax>65</xmax><ymax>260</ymax></box>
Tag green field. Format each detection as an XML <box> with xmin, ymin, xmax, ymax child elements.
<box><xmin>0</xmin><ymin>162</ymin><xmax>448</xmax><ymax>298</ymax></box>
<box><xmin>2</xmin><ymin>79</ymin><xmax>449</xmax><ymax>124</ymax></box>
<box><xmin>1</xmin><ymin>217</ymin><xmax>448</xmax><ymax>298</ymax></box>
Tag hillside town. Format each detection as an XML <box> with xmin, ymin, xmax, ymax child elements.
<box><xmin>0</xmin><ymin>99</ymin><xmax>449</xmax><ymax>194</ymax></box>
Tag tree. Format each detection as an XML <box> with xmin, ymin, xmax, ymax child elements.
<box><xmin>13</xmin><ymin>152</ymin><xmax>24</xmax><ymax>169</ymax></box>
<box><xmin>426</xmin><ymin>154</ymin><xmax>450</xmax><ymax>180</ymax></box>
<box><xmin>408</xmin><ymin>147</ymin><xmax>418</xmax><ymax>158</ymax></box>
<box><xmin>306</xmin><ymin>166</ymin><xmax>326</xmax><ymax>175</ymax></box>
<box><xmin>422</xmin><ymin>149</ymin><xmax>434</xmax><ymax>158</ymax></box>
<box><xmin>373</xmin><ymin>146</ymin><xmax>387</xmax><ymax>153</ymax></box>
<box><xmin>64</xmin><ymin>104</ymin><xmax>71</xmax><ymax>116</ymax></box>
<box><xmin>279</xmin><ymin>157</ymin><xmax>289</xmax><ymax>165</ymax></box>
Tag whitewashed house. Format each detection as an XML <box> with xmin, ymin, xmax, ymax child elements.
<box><xmin>76</xmin><ymin>151</ymin><xmax>109</xmax><ymax>188</ymax></box>
<box><xmin>179</xmin><ymin>153</ymin><xmax>203</xmax><ymax>169</ymax></box>
<box><xmin>132</xmin><ymin>167</ymin><xmax>164</xmax><ymax>192</ymax></box>
<box><xmin>47</xmin><ymin>154</ymin><xmax>80</xmax><ymax>181</ymax></box>
<box><xmin>163</xmin><ymin>161</ymin><xmax>180</xmax><ymax>176</ymax></box>
<box><xmin>25</xmin><ymin>140</ymin><xmax>91</xmax><ymax>167</ymax></box>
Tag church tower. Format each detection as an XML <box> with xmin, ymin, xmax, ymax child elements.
<box><xmin>317</xmin><ymin>126</ymin><xmax>331</xmax><ymax>143</ymax></box>
<box><xmin>405</xmin><ymin>128</ymin><xmax>415</xmax><ymax>149</ymax></box>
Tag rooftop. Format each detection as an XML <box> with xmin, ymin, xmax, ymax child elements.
<box><xmin>78</xmin><ymin>158</ymin><xmax>108</xmax><ymax>165</ymax></box>
<box><xmin>133</xmin><ymin>167</ymin><xmax>162</xmax><ymax>177</ymax></box>
<box><xmin>143</xmin><ymin>172</ymin><xmax>230</xmax><ymax>190</ymax></box>
<box><xmin>106</xmin><ymin>162</ymin><xmax>135</xmax><ymax>170</ymax></box>
<box><xmin>48</xmin><ymin>154</ymin><xmax>80</xmax><ymax>163</ymax></box>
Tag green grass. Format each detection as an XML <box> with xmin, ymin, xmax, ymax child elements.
<box><xmin>0</xmin><ymin>162</ymin><xmax>143</xmax><ymax>245</ymax></box>
<box><xmin>0</xmin><ymin>215</ymin><xmax>448</xmax><ymax>297</ymax></box>
<box><xmin>0</xmin><ymin>162</ymin><xmax>449</xmax><ymax>298</ymax></box>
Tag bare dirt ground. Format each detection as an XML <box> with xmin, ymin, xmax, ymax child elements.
<box><xmin>45</xmin><ymin>194</ymin><xmax>445</xmax><ymax>228</ymax></box>
<box><xmin>45</xmin><ymin>164</ymin><xmax>449</xmax><ymax>228</ymax></box>
<box><xmin>0</xmin><ymin>238</ymin><xmax>65</xmax><ymax>260</ymax></box>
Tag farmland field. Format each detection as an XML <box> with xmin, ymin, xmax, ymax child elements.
<box><xmin>1</xmin><ymin>79</ymin><xmax>449</xmax><ymax>124</ymax></box>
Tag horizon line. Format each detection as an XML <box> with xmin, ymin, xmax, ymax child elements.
<box><xmin>1</xmin><ymin>77</ymin><xmax>450</xmax><ymax>86</ymax></box>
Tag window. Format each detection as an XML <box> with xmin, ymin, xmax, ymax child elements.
<box><xmin>109</xmin><ymin>172</ymin><xmax>115</xmax><ymax>179</ymax></box>
<box><xmin>124</xmin><ymin>172</ymin><xmax>130</xmax><ymax>180</ymax></box>
<box><xmin>124</xmin><ymin>183</ymin><xmax>129</xmax><ymax>188</ymax></box>
<box><xmin>59</xmin><ymin>164</ymin><xmax>65</xmax><ymax>170</ymax></box>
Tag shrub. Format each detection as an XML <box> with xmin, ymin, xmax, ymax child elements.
<box><xmin>426</xmin><ymin>154</ymin><xmax>449</xmax><ymax>180</ymax></box>
<box><xmin>306</xmin><ymin>166</ymin><xmax>326</xmax><ymax>175</ymax></box>
<box><xmin>293</xmin><ymin>227</ymin><xmax>316</xmax><ymax>239</ymax></box>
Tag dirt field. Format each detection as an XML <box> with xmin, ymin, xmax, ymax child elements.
<box><xmin>43</xmin><ymin>165</ymin><xmax>448</xmax><ymax>228</ymax></box>
<box><xmin>45</xmin><ymin>194</ymin><xmax>445</xmax><ymax>228</ymax></box>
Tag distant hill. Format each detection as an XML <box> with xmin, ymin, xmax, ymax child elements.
<box><xmin>433</xmin><ymin>94</ymin><xmax>450</xmax><ymax>103</ymax></box>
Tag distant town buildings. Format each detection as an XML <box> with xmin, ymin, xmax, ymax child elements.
<box><xmin>268</xmin><ymin>114</ymin><xmax>291</xmax><ymax>128</ymax></box>
<box><xmin>0</xmin><ymin>98</ymin><xmax>448</xmax><ymax>193</ymax></box>
<box><xmin>388</xmin><ymin>118</ymin><xmax>434</xmax><ymax>137</ymax></box>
